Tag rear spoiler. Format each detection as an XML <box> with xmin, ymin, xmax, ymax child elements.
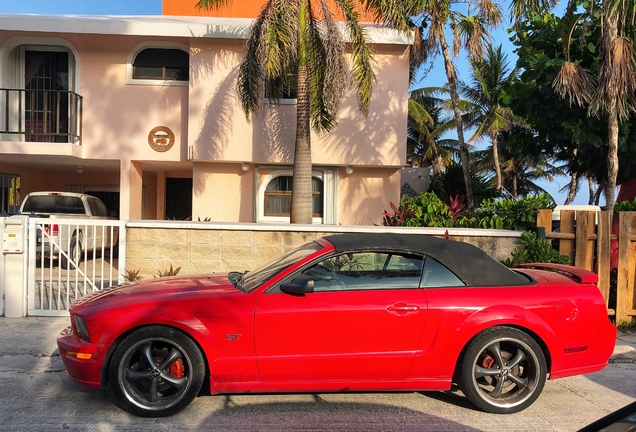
<box><xmin>515</xmin><ymin>263</ymin><xmax>598</xmax><ymax>284</ymax></box>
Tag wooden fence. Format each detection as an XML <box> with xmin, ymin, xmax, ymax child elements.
<box><xmin>536</xmin><ymin>209</ymin><xmax>636</xmax><ymax>324</ymax></box>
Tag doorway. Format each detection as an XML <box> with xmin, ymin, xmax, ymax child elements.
<box><xmin>165</xmin><ymin>178</ymin><xmax>192</xmax><ymax>220</ymax></box>
<box><xmin>24</xmin><ymin>50</ymin><xmax>69</xmax><ymax>142</ymax></box>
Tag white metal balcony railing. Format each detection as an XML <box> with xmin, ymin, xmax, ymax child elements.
<box><xmin>0</xmin><ymin>88</ymin><xmax>82</xmax><ymax>143</ymax></box>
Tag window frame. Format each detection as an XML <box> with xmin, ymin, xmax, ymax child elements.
<box><xmin>263</xmin><ymin>73</ymin><xmax>297</xmax><ymax>105</ymax></box>
<box><xmin>420</xmin><ymin>256</ymin><xmax>466</xmax><ymax>288</ymax></box>
<box><xmin>126</xmin><ymin>42</ymin><xmax>189</xmax><ymax>87</ymax></box>
<box><xmin>263</xmin><ymin>175</ymin><xmax>323</xmax><ymax>218</ymax></box>
<box><xmin>257</xmin><ymin>169</ymin><xmax>325</xmax><ymax>224</ymax></box>
<box><xmin>268</xmin><ymin>249</ymin><xmax>426</xmax><ymax>294</ymax></box>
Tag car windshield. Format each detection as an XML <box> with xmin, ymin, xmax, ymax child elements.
<box><xmin>241</xmin><ymin>241</ymin><xmax>323</xmax><ymax>292</ymax></box>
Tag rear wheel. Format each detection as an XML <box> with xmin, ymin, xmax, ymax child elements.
<box><xmin>60</xmin><ymin>236</ymin><xmax>82</xmax><ymax>269</ymax></box>
<box><xmin>109</xmin><ymin>326</ymin><xmax>205</xmax><ymax>417</ymax></box>
<box><xmin>458</xmin><ymin>326</ymin><xmax>547</xmax><ymax>414</ymax></box>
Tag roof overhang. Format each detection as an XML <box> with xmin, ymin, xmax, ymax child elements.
<box><xmin>0</xmin><ymin>14</ymin><xmax>413</xmax><ymax>45</ymax></box>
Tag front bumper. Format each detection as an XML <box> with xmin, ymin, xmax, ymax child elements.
<box><xmin>56</xmin><ymin>326</ymin><xmax>107</xmax><ymax>389</ymax></box>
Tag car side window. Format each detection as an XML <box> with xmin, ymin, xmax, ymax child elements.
<box><xmin>87</xmin><ymin>198</ymin><xmax>108</xmax><ymax>217</ymax></box>
<box><xmin>421</xmin><ymin>257</ymin><xmax>465</xmax><ymax>287</ymax></box>
<box><xmin>301</xmin><ymin>252</ymin><xmax>423</xmax><ymax>292</ymax></box>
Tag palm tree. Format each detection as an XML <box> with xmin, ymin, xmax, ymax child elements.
<box><xmin>473</xmin><ymin>128</ymin><xmax>566</xmax><ymax>198</ymax></box>
<box><xmin>364</xmin><ymin>0</ymin><xmax>504</xmax><ymax>211</ymax></box>
<box><xmin>561</xmin><ymin>173</ymin><xmax>601</xmax><ymax>205</ymax></box>
<box><xmin>407</xmin><ymin>86</ymin><xmax>460</xmax><ymax>175</ymax></box>
<box><xmin>551</xmin><ymin>0</ymin><xmax>636</xmax><ymax>214</ymax></box>
<box><xmin>196</xmin><ymin>0</ymin><xmax>377</xmax><ymax>223</ymax></box>
<box><xmin>461</xmin><ymin>44</ymin><xmax>524</xmax><ymax>191</ymax></box>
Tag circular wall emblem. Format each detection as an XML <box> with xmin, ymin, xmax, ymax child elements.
<box><xmin>148</xmin><ymin>126</ymin><xmax>175</xmax><ymax>152</ymax></box>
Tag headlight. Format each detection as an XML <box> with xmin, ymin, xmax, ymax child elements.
<box><xmin>72</xmin><ymin>314</ymin><xmax>90</xmax><ymax>342</ymax></box>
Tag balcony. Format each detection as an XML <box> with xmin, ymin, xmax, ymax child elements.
<box><xmin>0</xmin><ymin>88</ymin><xmax>82</xmax><ymax>144</ymax></box>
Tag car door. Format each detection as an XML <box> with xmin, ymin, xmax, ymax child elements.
<box><xmin>255</xmin><ymin>251</ymin><xmax>428</xmax><ymax>382</ymax></box>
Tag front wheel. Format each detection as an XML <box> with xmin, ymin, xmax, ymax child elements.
<box><xmin>458</xmin><ymin>326</ymin><xmax>547</xmax><ymax>414</ymax></box>
<box><xmin>109</xmin><ymin>326</ymin><xmax>205</xmax><ymax>417</ymax></box>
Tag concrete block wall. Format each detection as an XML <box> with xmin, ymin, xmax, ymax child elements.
<box><xmin>124</xmin><ymin>222</ymin><xmax>523</xmax><ymax>280</ymax></box>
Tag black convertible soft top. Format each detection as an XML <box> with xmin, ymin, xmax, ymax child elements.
<box><xmin>323</xmin><ymin>233</ymin><xmax>529</xmax><ymax>287</ymax></box>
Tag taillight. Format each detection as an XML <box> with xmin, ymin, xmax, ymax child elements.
<box><xmin>43</xmin><ymin>225</ymin><xmax>59</xmax><ymax>236</ymax></box>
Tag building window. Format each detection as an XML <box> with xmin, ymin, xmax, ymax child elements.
<box><xmin>126</xmin><ymin>42</ymin><xmax>189</xmax><ymax>86</ymax></box>
<box><xmin>256</xmin><ymin>168</ymin><xmax>338</xmax><ymax>224</ymax></box>
<box><xmin>264</xmin><ymin>74</ymin><xmax>297</xmax><ymax>104</ymax></box>
<box><xmin>132</xmin><ymin>48</ymin><xmax>188</xmax><ymax>81</ymax></box>
<box><xmin>264</xmin><ymin>175</ymin><xmax>323</xmax><ymax>218</ymax></box>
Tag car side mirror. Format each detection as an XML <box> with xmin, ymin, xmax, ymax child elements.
<box><xmin>280</xmin><ymin>276</ymin><xmax>315</xmax><ymax>295</ymax></box>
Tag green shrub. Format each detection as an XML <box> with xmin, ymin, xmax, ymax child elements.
<box><xmin>389</xmin><ymin>192</ymin><xmax>555</xmax><ymax>231</ymax></box>
<box><xmin>467</xmin><ymin>194</ymin><xmax>556</xmax><ymax>231</ymax></box>
<box><xmin>614</xmin><ymin>198</ymin><xmax>636</xmax><ymax>213</ymax></box>
<box><xmin>156</xmin><ymin>264</ymin><xmax>181</xmax><ymax>278</ymax></box>
<box><xmin>123</xmin><ymin>269</ymin><xmax>142</xmax><ymax>282</ymax></box>
<box><xmin>501</xmin><ymin>231</ymin><xmax>571</xmax><ymax>267</ymax></box>
<box><xmin>402</xmin><ymin>193</ymin><xmax>453</xmax><ymax>227</ymax></box>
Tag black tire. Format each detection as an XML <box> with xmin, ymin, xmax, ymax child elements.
<box><xmin>458</xmin><ymin>326</ymin><xmax>547</xmax><ymax>414</ymax></box>
<box><xmin>109</xmin><ymin>326</ymin><xmax>205</xmax><ymax>417</ymax></box>
<box><xmin>60</xmin><ymin>236</ymin><xmax>82</xmax><ymax>269</ymax></box>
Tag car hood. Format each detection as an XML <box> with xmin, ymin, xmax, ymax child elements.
<box><xmin>71</xmin><ymin>273</ymin><xmax>237</xmax><ymax>309</ymax></box>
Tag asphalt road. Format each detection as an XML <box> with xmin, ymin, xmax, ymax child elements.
<box><xmin>0</xmin><ymin>317</ymin><xmax>635</xmax><ymax>432</ymax></box>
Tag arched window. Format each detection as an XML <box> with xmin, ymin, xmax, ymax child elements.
<box><xmin>132</xmin><ymin>48</ymin><xmax>188</xmax><ymax>81</ymax></box>
<box><xmin>264</xmin><ymin>175</ymin><xmax>323</xmax><ymax>217</ymax></box>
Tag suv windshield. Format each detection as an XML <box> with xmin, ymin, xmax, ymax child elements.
<box><xmin>242</xmin><ymin>241</ymin><xmax>323</xmax><ymax>292</ymax></box>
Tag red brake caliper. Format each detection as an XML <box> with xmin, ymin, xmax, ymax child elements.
<box><xmin>481</xmin><ymin>355</ymin><xmax>495</xmax><ymax>369</ymax></box>
<box><xmin>169</xmin><ymin>359</ymin><xmax>185</xmax><ymax>378</ymax></box>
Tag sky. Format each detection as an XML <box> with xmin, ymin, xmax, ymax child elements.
<box><xmin>0</xmin><ymin>0</ymin><xmax>589</xmax><ymax>205</ymax></box>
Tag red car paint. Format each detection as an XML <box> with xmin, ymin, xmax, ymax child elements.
<box><xmin>57</xmin><ymin>236</ymin><xmax>616</xmax><ymax>408</ymax></box>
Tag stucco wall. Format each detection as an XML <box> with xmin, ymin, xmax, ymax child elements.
<box><xmin>125</xmin><ymin>222</ymin><xmax>522</xmax><ymax>280</ymax></box>
<box><xmin>188</xmin><ymin>38</ymin><xmax>409</xmax><ymax>167</ymax></box>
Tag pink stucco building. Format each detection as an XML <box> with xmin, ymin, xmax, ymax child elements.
<box><xmin>0</xmin><ymin>14</ymin><xmax>411</xmax><ymax>224</ymax></box>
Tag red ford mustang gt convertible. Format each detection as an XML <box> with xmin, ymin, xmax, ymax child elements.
<box><xmin>57</xmin><ymin>233</ymin><xmax>616</xmax><ymax>417</ymax></box>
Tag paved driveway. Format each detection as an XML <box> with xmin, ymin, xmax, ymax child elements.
<box><xmin>1</xmin><ymin>317</ymin><xmax>634</xmax><ymax>431</ymax></box>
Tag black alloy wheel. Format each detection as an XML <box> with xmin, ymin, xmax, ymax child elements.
<box><xmin>109</xmin><ymin>326</ymin><xmax>205</xmax><ymax>417</ymax></box>
<box><xmin>458</xmin><ymin>326</ymin><xmax>547</xmax><ymax>414</ymax></box>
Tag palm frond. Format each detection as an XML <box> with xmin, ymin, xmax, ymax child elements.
<box><xmin>236</xmin><ymin>1</ymin><xmax>279</xmax><ymax>117</ymax></box>
<box><xmin>552</xmin><ymin>61</ymin><xmax>596</xmax><ymax>108</ymax></box>
<box><xmin>589</xmin><ymin>36</ymin><xmax>636</xmax><ymax>121</ymax></box>
<box><xmin>195</xmin><ymin>0</ymin><xmax>234</xmax><ymax>11</ymax></box>
<box><xmin>336</xmin><ymin>0</ymin><xmax>377</xmax><ymax>116</ymax></box>
<box><xmin>305</xmin><ymin>0</ymin><xmax>347</xmax><ymax>132</ymax></box>
<box><xmin>453</xmin><ymin>13</ymin><xmax>493</xmax><ymax>61</ymax></box>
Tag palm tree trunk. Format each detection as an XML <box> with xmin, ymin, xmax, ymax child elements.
<box><xmin>433</xmin><ymin>156</ymin><xmax>444</xmax><ymax>176</ymax></box>
<box><xmin>491</xmin><ymin>133</ymin><xmax>502</xmax><ymax>190</ymax></box>
<box><xmin>564</xmin><ymin>171</ymin><xmax>578</xmax><ymax>205</ymax></box>
<box><xmin>438</xmin><ymin>34</ymin><xmax>474</xmax><ymax>210</ymax></box>
<box><xmin>588</xmin><ymin>177</ymin><xmax>595</xmax><ymax>205</ymax></box>
<box><xmin>604</xmin><ymin>12</ymin><xmax>620</xmax><ymax>216</ymax></box>
<box><xmin>512</xmin><ymin>175</ymin><xmax>518</xmax><ymax>199</ymax></box>
<box><xmin>606</xmin><ymin>103</ymin><xmax>619</xmax><ymax>215</ymax></box>
<box><xmin>290</xmin><ymin>1</ymin><xmax>313</xmax><ymax>224</ymax></box>
<box><xmin>594</xmin><ymin>181</ymin><xmax>604</xmax><ymax>205</ymax></box>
